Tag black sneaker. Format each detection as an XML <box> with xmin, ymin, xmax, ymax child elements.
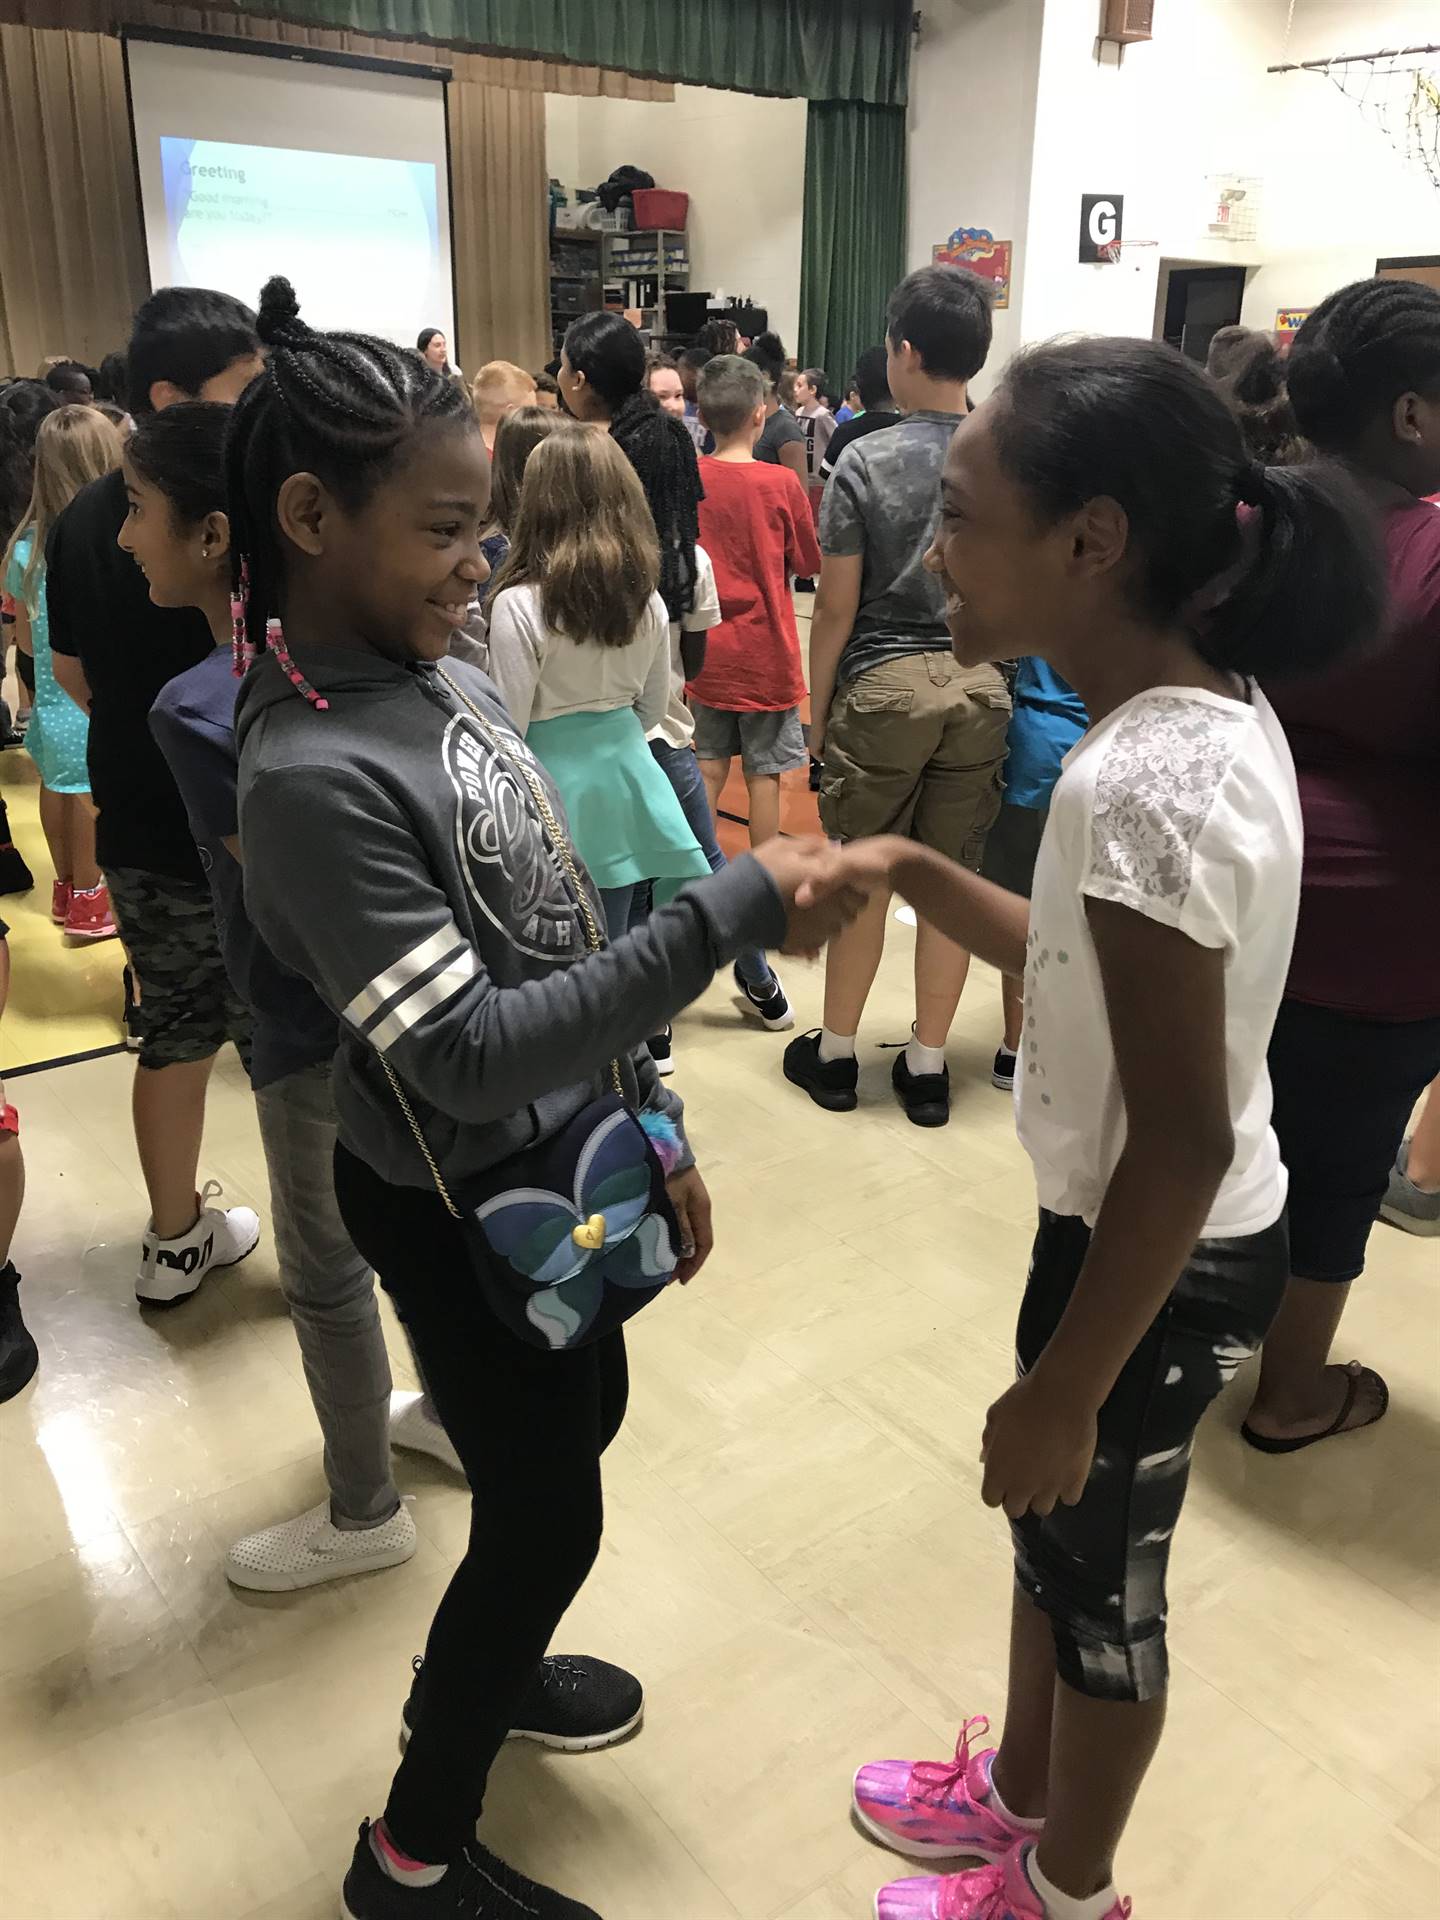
<box><xmin>647</xmin><ymin>1026</ymin><xmax>674</xmax><ymax>1076</ymax></box>
<box><xmin>783</xmin><ymin>1029</ymin><xmax>858</xmax><ymax>1113</ymax></box>
<box><xmin>341</xmin><ymin>1821</ymin><xmax>602</xmax><ymax>1919</ymax></box>
<box><xmin>0</xmin><ymin>1263</ymin><xmax>38</xmax><ymax>1403</ymax></box>
<box><xmin>892</xmin><ymin>1050</ymin><xmax>951</xmax><ymax>1128</ymax></box>
<box><xmin>793</xmin><ymin>576</ymin><xmax>816</xmax><ymax>593</ymax></box>
<box><xmin>403</xmin><ymin>1654</ymin><xmax>644</xmax><ymax>1754</ymax></box>
<box><xmin>733</xmin><ymin>962</ymin><xmax>794</xmax><ymax>1032</ymax></box>
<box><xmin>991</xmin><ymin>1046</ymin><xmax>1018</xmax><ymax>1092</ymax></box>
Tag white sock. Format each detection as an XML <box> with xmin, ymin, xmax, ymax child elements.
<box><xmin>817</xmin><ymin>1027</ymin><xmax>856</xmax><ymax>1064</ymax></box>
<box><xmin>983</xmin><ymin>1755</ymin><xmax>1045</xmax><ymax>1832</ymax></box>
<box><xmin>1026</xmin><ymin>1847</ymin><xmax>1117</xmax><ymax>1920</ymax></box>
<box><xmin>997</xmin><ymin>1043</ymin><xmax>1018</xmax><ymax>1062</ymax></box>
<box><xmin>905</xmin><ymin>1033</ymin><xmax>946</xmax><ymax>1076</ymax></box>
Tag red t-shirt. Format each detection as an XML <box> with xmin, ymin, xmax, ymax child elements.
<box><xmin>1266</xmin><ymin>498</ymin><xmax>1440</xmax><ymax>1021</ymax></box>
<box><xmin>688</xmin><ymin>457</ymin><xmax>822</xmax><ymax>712</ymax></box>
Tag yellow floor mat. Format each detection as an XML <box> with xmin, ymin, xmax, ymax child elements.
<box><xmin>0</xmin><ymin>746</ymin><xmax>127</xmax><ymax>1075</ymax></box>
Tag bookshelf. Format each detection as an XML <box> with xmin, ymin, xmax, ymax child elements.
<box><xmin>548</xmin><ymin>227</ymin><xmax>692</xmax><ymax>354</ymax></box>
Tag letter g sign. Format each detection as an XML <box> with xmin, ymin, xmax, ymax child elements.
<box><xmin>1079</xmin><ymin>193</ymin><xmax>1125</xmax><ymax>262</ymax></box>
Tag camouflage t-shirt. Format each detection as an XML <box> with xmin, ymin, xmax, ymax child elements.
<box><xmin>819</xmin><ymin>409</ymin><xmax>963</xmax><ymax>685</ymax></box>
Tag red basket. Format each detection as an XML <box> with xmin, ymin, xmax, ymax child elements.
<box><xmin>631</xmin><ymin>188</ymin><xmax>689</xmax><ymax>231</ymax></box>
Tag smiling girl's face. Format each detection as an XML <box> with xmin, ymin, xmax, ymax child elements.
<box><xmin>277</xmin><ymin>417</ymin><xmax>493</xmax><ymax>663</ymax></box>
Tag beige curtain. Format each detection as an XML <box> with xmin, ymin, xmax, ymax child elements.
<box><xmin>0</xmin><ymin>8</ymin><xmax>668</xmax><ymax>375</ymax></box>
<box><xmin>449</xmin><ymin>77</ymin><xmax>548</xmax><ymax>370</ymax></box>
<box><xmin>0</xmin><ymin>26</ymin><xmax>149</xmax><ymax>374</ymax></box>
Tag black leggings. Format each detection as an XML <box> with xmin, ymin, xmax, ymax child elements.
<box><xmin>334</xmin><ymin>1142</ymin><xmax>629</xmax><ymax>1864</ymax></box>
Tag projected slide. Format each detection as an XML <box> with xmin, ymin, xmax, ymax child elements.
<box><xmin>158</xmin><ymin>135</ymin><xmax>445</xmax><ymax>345</ymax></box>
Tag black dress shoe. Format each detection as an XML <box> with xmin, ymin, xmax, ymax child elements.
<box><xmin>783</xmin><ymin>1029</ymin><xmax>858</xmax><ymax>1113</ymax></box>
<box><xmin>892</xmin><ymin>1050</ymin><xmax>950</xmax><ymax>1128</ymax></box>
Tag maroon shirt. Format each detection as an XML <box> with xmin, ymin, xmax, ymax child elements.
<box><xmin>1267</xmin><ymin>499</ymin><xmax>1440</xmax><ymax>1021</ymax></box>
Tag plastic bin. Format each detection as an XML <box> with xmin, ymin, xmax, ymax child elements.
<box><xmin>632</xmin><ymin>188</ymin><xmax>689</xmax><ymax>231</ymax></box>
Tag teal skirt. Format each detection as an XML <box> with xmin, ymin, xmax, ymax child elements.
<box><xmin>527</xmin><ymin>708</ymin><xmax>709</xmax><ymax>892</ymax></box>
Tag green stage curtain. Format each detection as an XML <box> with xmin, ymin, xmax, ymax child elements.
<box><xmin>225</xmin><ymin>0</ymin><xmax>912</xmax><ymax>104</ymax></box>
<box><xmin>799</xmin><ymin>100</ymin><xmax>907</xmax><ymax>393</ymax></box>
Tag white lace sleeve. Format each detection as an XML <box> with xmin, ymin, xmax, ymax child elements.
<box><xmin>1084</xmin><ymin>697</ymin><xmax>1245</xmax><ymax>929</ymax></box>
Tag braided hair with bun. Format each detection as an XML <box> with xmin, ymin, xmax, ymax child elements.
<box><xmin>1285</xmin><ymin>276</ymin><xmax>1440</xmax><ymax>486</ymax></box>
<box><xmin>226</xmin><ymin>276</ymin><xmax>473</xmax><ymax>704</ymax></box>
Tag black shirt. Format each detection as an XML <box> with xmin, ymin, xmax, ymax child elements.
<box><xmin>820</xmin><ymin>408</ymin><xmax>903</xmax><ymax>480</ymax></box>
<box><xmin>755</xmin><ymin>407</ymin><xmax>807</xmax><ymax>467</ymax></box>
<box><xmin>47</xmin><ymin>469</ymin><xmax>213</xmax><ymax>880</ymax></box>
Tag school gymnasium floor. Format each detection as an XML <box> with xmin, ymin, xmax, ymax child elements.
<box><xmin>1</xmin><ymin>611</ymin><xmax>1436</xmax><ymax>1919</ymax></box>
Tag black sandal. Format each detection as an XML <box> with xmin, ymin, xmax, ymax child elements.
<box><xmin>1241</xmin><ymin>1360</ymin><xmax>1390</xmax><ymax>1454</ymax></box>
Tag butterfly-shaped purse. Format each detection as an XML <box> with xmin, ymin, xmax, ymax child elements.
<box><xmin>376</xmin><ymin>667</ymin><xmax>681</xmax><ymax>1352</ymax></box>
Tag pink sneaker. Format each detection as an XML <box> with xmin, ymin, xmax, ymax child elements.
<box><xmin>64</xmin><ymin>882</ymin><xmax>117</xmax><ymax>943</ymax></box>
<box><xmin>876</xmin><ymin>1845</ymin><xmax>1132</xmax><ymax>1920</ymax></box>
<box><xmin>51</xmin><ymin>879</ymin><xmax>72</xmax><ymax>925</ymax></box>
<box><xmin>854</xmin><ymin>1716</ymin><xmax>1034</xmax><ymax>1862</ymax></box>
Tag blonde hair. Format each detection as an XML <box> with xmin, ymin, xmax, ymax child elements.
<box><xmin>489</xmin><ymin>405</ymin><xmax>570</xmax><ymax>536</ymax></box>
<box><xmin>470</xmin><ymin>359</ymin><xmax>537</xmax><ymax>421</ymax></box>
<box><xmin>1</xmin><ymin>404</ymin><xmax>123</xmax><ymax>613</ymax></box>
<box><xmin>492</xmin><ymin>428</ymin><xmax>659</xmax><ymax>649</ymax></box>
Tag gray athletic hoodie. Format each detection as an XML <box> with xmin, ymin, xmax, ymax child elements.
<box><xmin>235</xmin><ymin>646</ymin><xmax>785</xmax><ymax>1190</ymax></box>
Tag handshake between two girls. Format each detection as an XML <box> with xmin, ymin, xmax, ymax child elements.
<box><xmin>753</xmin><ymin>833</ymin><xmax>1025</xmax><ymax>977</ymax></box>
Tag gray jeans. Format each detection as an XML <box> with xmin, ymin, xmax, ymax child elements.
<box><xmin>255</xmin><ymin>1060</ymin><xmax>402</xmax><ymax>1527</ymax></box>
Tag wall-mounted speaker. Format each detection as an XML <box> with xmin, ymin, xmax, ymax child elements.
<box><xmin>1101</xmin><ymin>0</ymin><xmax>1155</xmax><ymax>45</ymax></box>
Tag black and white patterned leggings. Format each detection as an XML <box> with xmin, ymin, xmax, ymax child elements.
<box><xmin>1010</xmin><ymin>1209</ymin><xmax>1289</xmax><ymax>1703</ymax></box>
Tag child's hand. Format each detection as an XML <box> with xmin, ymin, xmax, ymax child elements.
<box><xmin>666</xmin><ymin>1166</ymin><xmax>714</xmax><ymax>1285</ymax></box>
<box><xmin>752</xmin><ymin>837</ymin><xmax>869</xmax><ymax>955</ymax></box>
<box><xmin>794</xmin><ymin>835</ymin><xmax>906</xmax><ymax>910</ymax></box>
<box><xmin>979</xmin><ymin>1374</ymin><xmax>1098</xmax><ymax>1518</ymax></box>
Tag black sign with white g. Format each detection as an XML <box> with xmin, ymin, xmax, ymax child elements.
<box><xmin>1079</xmin><ymin>193</ymin><xmax>1124</xmax><ymax>262</ymax></box>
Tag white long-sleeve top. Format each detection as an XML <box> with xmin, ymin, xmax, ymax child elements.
<box><xmin>484</xmin><ymin>582</ymin><xmax>673</xmax><ymax>737</ymax></box>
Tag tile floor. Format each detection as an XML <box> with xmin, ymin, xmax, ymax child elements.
<box><xmin>2</xmin><ymin>933</ymin><xmax>1438</xmax><ymax>1919</ymax></box>
<box><xmin>1</xmin><ymin>614</ymin><xmax>1437</xmax><ymax>1917</ymax></box>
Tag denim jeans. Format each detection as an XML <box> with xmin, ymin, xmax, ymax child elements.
<box><xmin>254</xmin><ymin>1060</ymin><xmax>409</xmax><ymax>1527</ymax></box>
<box><xmin>647</xmin><ymin>737</ymin><xmax>771</xmax><ymax>989</ymax></box>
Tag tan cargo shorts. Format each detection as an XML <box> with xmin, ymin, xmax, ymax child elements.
<box><xmin>819</xmin><ymin>651</ymin><xmax>1011</xmax><ymax>869</ymax></box>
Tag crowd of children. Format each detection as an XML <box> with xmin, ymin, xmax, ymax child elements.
<box><xmin>0</xmin><ymin>259</ymin><xmax>1435</xmax><ymax>1920</ymax></box>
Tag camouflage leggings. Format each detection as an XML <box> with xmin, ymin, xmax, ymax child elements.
<box><xmin>1011</xmin><ymin>1208</ymin><xmax>1289</xmax><ymax>1702</ymax></box>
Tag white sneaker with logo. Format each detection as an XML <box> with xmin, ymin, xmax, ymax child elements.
<box><xmin>225</xmin><ymin>1498</ymin><xmax>417</xmax><ymax>1591</ymax></box>
<box><xmin>137</xmin><ymin>1179</ymin><xmax>262</xmax><ymax>1306</ymax></box>
<box><xmin>389</xmin><ymin>1389</ymin><xmax>464</xmax><ymax>1476</ymax></box>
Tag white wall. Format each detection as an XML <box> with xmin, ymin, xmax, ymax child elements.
<box><xmin>544</xmin><ymin>85</ymin><xmax>807</xmax><ymax>353</ymax></box>
<box><xmin>906</xmin><ymin>0</ymin><xmax>1045</xmax><ymax>389</ymax></box>
<box><xmin>1239</xmin><ymin>1</ymin><xmax>1440</xmax><ymax>330</ymax></box>
<box><xmin>1019</xmin><ymin>0</ymin><xmax>1285</xmax><ymax>347</ymax></box>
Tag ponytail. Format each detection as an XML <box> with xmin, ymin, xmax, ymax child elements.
<box><xmin>994</xmin><ymin>336</ymin><xmax>1386</xmax><ymax>684</ymax></box>
<box><xmin>1200</xmin><ymin>458</ymin><xmax>1386</xmax><ymax>679</ymax></box>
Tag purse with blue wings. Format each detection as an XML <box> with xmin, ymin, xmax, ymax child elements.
<box><xmin>376</xmin><ymin>666</ymin><xmax>682</xmax><ymax>1352</ymax></box>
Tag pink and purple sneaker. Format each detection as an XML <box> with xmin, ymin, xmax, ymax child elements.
<box><xmin>875</xmin><ymin>1842</ymin><xmax>1133</xmax><ymax>1919</ymax></box>
<box><xmin>853</xmin><ymin>1716</ymin><xmax>1035</xmax><ymax>1862</ymax></box>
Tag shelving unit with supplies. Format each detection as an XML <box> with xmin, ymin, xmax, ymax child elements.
<box><xmin>548</xmin><ymin>226</ymin><xmax>692</xmax><ymax>353</ymax></box>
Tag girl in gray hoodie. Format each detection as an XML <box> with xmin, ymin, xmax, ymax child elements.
<box><xmin>230</xmin><ymin>278</ymin><xmax>863</xmax><ymax>1920</ymax></box>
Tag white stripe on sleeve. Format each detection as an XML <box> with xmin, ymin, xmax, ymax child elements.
<box><xmin>367</xmin><ymin>948</ymin><xmax>481</xmax><ymax>1053</ymax></box>
<box><xmin>343</xmin><ymin>923</ymin><xmax>467</xmax><ymax>1030</ymax></box>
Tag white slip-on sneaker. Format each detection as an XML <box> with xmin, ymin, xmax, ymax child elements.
<box><xmin>136</xmin><ymin>1179</ymin><xmax>261</xmax><ymax>1306</ymax></box>
<box><xmin>225</xmin><ymin>1498</ymin><xmax>417</xmax><ymax>1591</ymax></box>
<box><xmin>389</xmin><ymin>1389</ymin><xmax>464</xmax><ymax>1476</ymax></box>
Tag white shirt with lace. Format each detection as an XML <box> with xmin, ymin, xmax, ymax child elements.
<box><xmin>1016</xmin><ymin>683</ymin><xmax>1302</xmax><ymax>1240</ymax></box>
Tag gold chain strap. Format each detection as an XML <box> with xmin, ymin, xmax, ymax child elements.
<box><xmin>377</xmin><ymin>666</ymin><xmax>624</xmax><ymax>1219</ymax></box>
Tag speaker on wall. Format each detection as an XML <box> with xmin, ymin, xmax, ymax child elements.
<box><xmin>1102</xmin><ymin>0</ymin><xmax>1155</xmax><ymax>45</ymax></box>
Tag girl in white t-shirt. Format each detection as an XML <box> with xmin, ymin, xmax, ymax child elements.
<box><xmin>484</xmin><ymin>428</ymin><xmax>708</xmax><ymax>939</ymax></box>
<box><xmin>827</xmin><ymin>338</ymin><xmax>1386</xmax><ymax>1920</ymax></box>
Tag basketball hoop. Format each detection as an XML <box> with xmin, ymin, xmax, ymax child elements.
<box><xmin>1098</xmin><ymin>241</ymin><xmax>1123</xmax><ymax>264</ymax></box>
